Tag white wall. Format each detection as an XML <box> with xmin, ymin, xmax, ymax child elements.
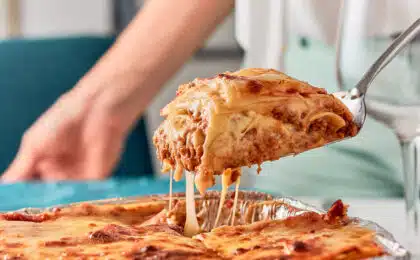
<box><xmin>0</xmin><ymin>0</ymin><xmax>113</xmax><ymax>39</ymax></box>
<box><xmin>205</xmin><ymin>14</ymin><xmax>237</xmax><ymax>49</ymax></box>
<box><xmin>0</xmin><ymin>0</ymin><xmax>9</xmax><ymax>38</ymax></box>
<box><xmin>21</xmin><ymin>0</ymin><xmax>113</xmax><ymax>37</ymax></box>
<box><xmin>0</xmin><ymin>0</ymin><xmax>237</xmax><ymax>48</ymax></box>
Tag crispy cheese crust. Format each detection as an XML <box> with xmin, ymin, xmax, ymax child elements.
<box><xmin>0</xmin><ymin>202</ymin><xmax>221</xmax><ymax>259</ymax></box>
<box><xmin>0</xmin><ymin>200</ymin><xmax>384</xmax><ymax>259</ymax></box>
<box><xmin>194</xmin><ymin>200</ymin><xmax>384</xmax><ymax>260</ymax></box>
<box><xmin>153</xmin><ymin>68</ymin><xmax>358</xmax><ymax>193</ymax></box>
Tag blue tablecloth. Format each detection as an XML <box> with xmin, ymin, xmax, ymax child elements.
<box><xmin>0</xmin><ymin>177</ymin><xmax>261</xmax><ymax>212</ymax></box>
<box><xmin>0</xmin><ymin>177</ymin><xmax>188</xmax><ymax>212</ymax></box>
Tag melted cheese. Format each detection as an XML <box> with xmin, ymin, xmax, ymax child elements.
<box><xmin>309</xmin><ymin>112</ymin><xmax>346</xmax><ymax>131</ymax></box>
<box><xmin>156</xmin><ymin>68</ymin><xmax>357</xmax><ymax>195</ymax></box>
<box><xmin>0</xmin><ymin>203</ymin><xmax>172</xmax><ymax>259</ymax></box>
<box><xmin>195</xmin><ymin>212</ymin><xmax>384</xmax><ymax>259</ymax></box>
<box><xmin>201</xmin><ymin>111</ymin><xmax>280</xmax><ymax>176</ymax></box>
<box><xmin>161</xmin><ymin>78</ymin><xmax>314</xmax><ymax>195</ymax></box>
<box><xmin>231</xmin><ymin>175</ymin><xmax>241</xmax><ymax>226</ymax></box>
<box><xmin>161</xmin><ymin>159</ymin><xmax>172</xmax><ymax>173</ymax></box>
<box><xmin>214</xmin><ymin>169</ymin><xmax>233</xmax><ymax>228</ymax></box>
<box><xmin>194</xmin><ymin>172</ymin><xmax>215</xmax><ymax>195</ymax></box>
<box><xmin>184</xmin><ymin>172</ymin><xmax>200</xmax><ymax>237</ymax></box>
<box><xmin>169</xmin><ymin>170</ymin><xmax>173</xmax><ymax>211</ymax></box>
<box><xmin>214</xmin><ymin>168</ymin><xmax>242</xmax><ymax>228</ymax></box>
<box><xmin>174</xmin><ymin>163</ymin><xmax>184</xmax><ymax>181</ymax></box>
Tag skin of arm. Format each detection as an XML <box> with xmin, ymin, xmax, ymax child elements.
<box><xmin>0</xmin><ymin>0</ymin><xmax>234</xmax><ymax>182</ymax></box>
<box><xmin>77</xmin><ymin>0</ymin><xmax>235</xmax><ymax>131</ymax></box>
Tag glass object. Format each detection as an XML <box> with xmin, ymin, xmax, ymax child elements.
<box><xmin>336</xmin><ymin>0</ymin><xmax>420</xmax><ymax>251</ymax></box>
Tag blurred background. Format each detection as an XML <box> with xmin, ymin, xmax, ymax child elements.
<box><xmin>1</xmin><ymin>0</ymin><xmax>420</xmax><ymax>251</ymax></box>
<box><xmin>0</xmin><ymin>0</ymin><xmax>413</xmax><ymax>200</ymax></box>
<box><xmin>0</xmin><ymin>0</ymin><xmax>242</xmax><ymax>179</ymax></box>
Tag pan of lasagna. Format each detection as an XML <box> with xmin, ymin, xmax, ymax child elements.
<box><xmin>0</xmin><ymin>68</ymin><xmax>410</xmax><ymax>259</ymax></box>
<box><xmin>0</xmin><ymin>191</ymin><xmax>410</xmax><ymax>259</ymax></box>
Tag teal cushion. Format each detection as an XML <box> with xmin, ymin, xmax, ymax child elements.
<box><xmin>0</xmin><ymin>36</ymin><xmax>153</xmax><ymax>177</ymax></box>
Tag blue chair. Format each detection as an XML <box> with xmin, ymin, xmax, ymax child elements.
<box><xmin>0</xmin><ymin>36</ymin><xmax>153</xmax><ymax>178</ymax></box>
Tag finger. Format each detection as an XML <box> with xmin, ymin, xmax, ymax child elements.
<box><xmin>38</xmin><ymin>160</ymin><xmax>71</xmax><ymax>181</ymax></box>
<box><xmin>1</xmin><ymin>151</ymin><xmax>37</xmax><ymax>183</ymax></box>
<box><xmin>86</xmin><ymin>132</ymin><xmax>124</xmax><ymax>179</ymax></box>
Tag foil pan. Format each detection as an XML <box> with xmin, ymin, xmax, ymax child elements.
<box><xmin>10</xmin><ymin>191</ymin><xmax>410</xmax><ymax>259</ymax></box>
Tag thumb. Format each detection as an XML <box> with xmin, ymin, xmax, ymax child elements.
<box><xmin>1</xmin><ymin>150</ymin><xmax>36</xmax><ymax>183</ymax></box>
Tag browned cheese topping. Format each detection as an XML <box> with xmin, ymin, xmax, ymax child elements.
<box><xmin>0</xmin><ymin>200</ymin><xmax>384</xmax><ymax>259</ymax></box>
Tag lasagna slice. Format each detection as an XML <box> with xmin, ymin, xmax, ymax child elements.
<box><xmin>153</xmin><ymin>68</ymin><xmax>358</xmax><ymax>194</ymax></box>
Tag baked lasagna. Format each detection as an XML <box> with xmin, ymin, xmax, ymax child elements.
<box><xmin>0</xmin><ymin>198</ymin><xmax>384</xmax><ymax>259</ymax></box>
<box><xmin>153</xmin><ymin>68</ymin><xmax>358</xmax><ymax>194</ymax></box>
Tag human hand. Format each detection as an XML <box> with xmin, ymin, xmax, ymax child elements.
<box><xmin>0</xmin><ymin>0</ymin><xmax>235</xmax><ymax>183</ymax></box>
<box><xmin>1</xmin><ymin>90</ymin><xmax>129</xmax><ymax>182</ymax></box>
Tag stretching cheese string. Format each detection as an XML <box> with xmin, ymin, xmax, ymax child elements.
<box><xmin>184</xmin><ymin>171</ymin><xmax>200</xmax><ymax>237</ymax></box>
<box><xmin>214</xmin><ymin>169</ymin><xmax>233</xmax><ymax>228</ymax></box>
<box><xmin>231</xmin><ymin>176</ymin><xmax>241</xmax><ymax>226</ymax></box>
<box><xmin>169</xmin><ymin>170</ymin><xmax>173</xmax><ymax>211</ymax></box>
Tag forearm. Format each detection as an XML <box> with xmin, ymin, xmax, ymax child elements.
<box><xmin>74</xmin><ymin>0</ymin><xmax>234</xmax><ymax>130</ymax></box>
